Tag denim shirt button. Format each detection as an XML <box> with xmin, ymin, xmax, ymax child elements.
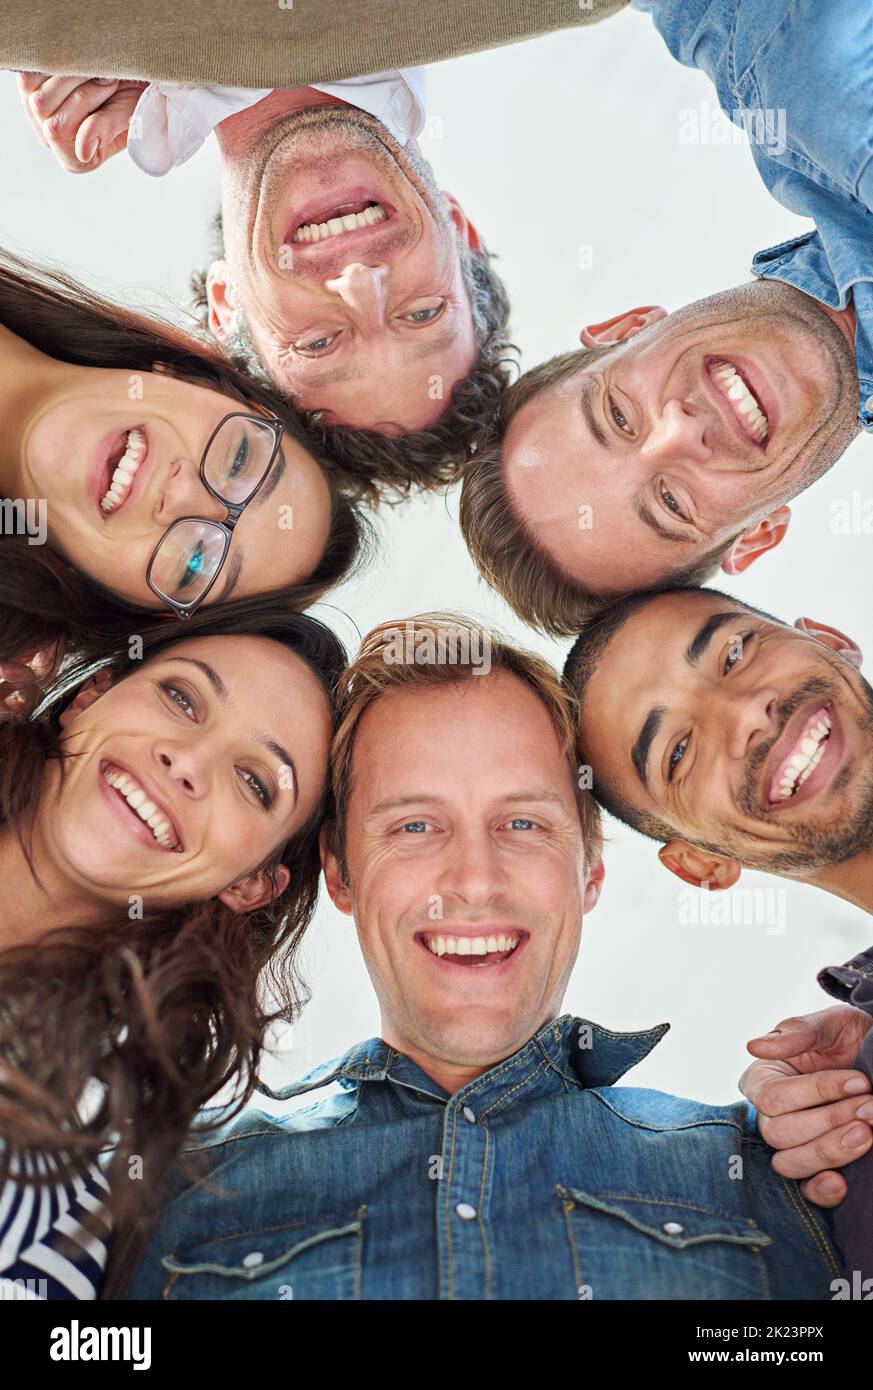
<box><xmin>462</xmin><ymin>1106</ymin><xmax>476</xmax><ymax>1124</ymax></box>
<box><xmin>242</xmin><ymin>1251</ymin><xmax>265</xmax><ymax>1268</ymax></box>
<box><xmin>455</xmin><ymin>1202</ymin><xmax>477</xmax><ymax>1221</ymax></box>
<box><xmin>661</xmin><ymin>1222</ymin><xmax>684</xmax><ymax>1236</ymax></box>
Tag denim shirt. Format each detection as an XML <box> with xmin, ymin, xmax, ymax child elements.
<box><xmin>124</xmin><ymin>1015</ymin><xmax>841</xmax><ymax>1301</ymax></box>
<box><xmin>634</xmin><ymin>0</ymin><xmax>873</xmax><ymax>430</ymax></box>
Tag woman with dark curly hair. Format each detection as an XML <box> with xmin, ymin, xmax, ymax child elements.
<box><xmin>0</xmin><ymin>598</ymin><xmax>346</xmax><ymax>1300</ymax></box>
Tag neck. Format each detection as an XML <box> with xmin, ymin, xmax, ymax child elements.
<box><xmin>0</xmin><ymin>816</ymin><xmax>108</xmax><ymax>951</ymax></box>
<box><xmin>816</xmin><ymin>297</ymin><xmax>858</xmax><ymax>357</ymax></box>
<box><xmin>379</xmin><ymin>1022</ymin><xmax>544</xmax><ymax>1097</ymax></box>
<box><xmin>0</xmin><ymin>321</ymin><xmax>59</xmax><ymax>500</ymax></box>
<box><xmin>802</xmin><ymin>844</ymin><xmax>873</xmax><ymax>916</ymax></box>
<box><xmin>214</xmin><ymin>87</ymin><xmax>350</xmax><ymax>160</ymax></box>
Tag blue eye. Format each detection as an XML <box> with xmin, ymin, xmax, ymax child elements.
<box><xmin>401</xmin><ymin>822</ymin><xmax>428</xmax><ymax>833</ymax></box>
<box><xmin>509</xmin><ymin>818</ymin><xmax>536</xmax><ymax>830</ymax></box>
<box><xmin>179</xmin><ymin>541</ymin><xmax>205</xmax><ymax>591</ymax></box>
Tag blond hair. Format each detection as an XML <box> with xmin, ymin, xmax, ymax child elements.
<box><xmin>327</xmin><ymin>611</ymin><xmax>602</xmax><ymax>876</ymax></box>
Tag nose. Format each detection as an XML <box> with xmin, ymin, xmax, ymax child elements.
<box><xmin>153</xmin><ymin>742</ymin><xmax>211</xmax><ymax>799</ymax></box>
<box><xmin>639</xmin><ymin>398</ymin><xmax>712</xmax><ymax>466</ymax></box>
<box><xmin>718</xmin><ymin>683</ymin><xmax>781</xmax><ymax>760</ymax></box>
<box><xmin>435</xmin><ymin>825</ymin><xmax>509</xmax><ymax>908</ymax></box>
<box><xmin>324</xmin><ymin>262</ymin><xmax>390</xmax><ymax>328</ymax></box>
<box><xmin>155</xmin><ymin>458</ymin><xmax>224</xmax><ymax>526</ymax></box>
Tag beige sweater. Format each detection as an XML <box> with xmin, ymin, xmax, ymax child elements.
<box><xmin>0</xmin><ymin>0</ymin><xmax>628</xmax><ymax>87</ymax></box>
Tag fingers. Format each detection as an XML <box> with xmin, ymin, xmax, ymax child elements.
<box><xmin>757</xmin><ymin>1090</ymin><xmax>873</xmax><ymax>1149</ymax></box>
<box><xmin>801</xmin><ymin>1171</ymin><xmax>848</xmax><ymax>1208</ymax></box>
<box><xmin>17</xmin><ymin>74</ymin><xmax>123</xmax><ymax>172</ymax></box>
<box><xmin>747</xmin><ymin>1005</ymin><xmax>872</xmax><ymax>1066</ymax></box>
<box><xmin>770</xmin><ymin>1118</ymin><xmax>873</xmax><ymax>1180</ymax></box>
<box><xmin>739</xmin><ymin>1057</ymin><xmax>870</xmax><ymax>1114</ymax></box>
<box><xmin>73</xmin><ymin>86</ymin><xmax>142</xmax><ymax>167</ymax></box>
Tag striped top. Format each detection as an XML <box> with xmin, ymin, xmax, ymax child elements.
<box><xmin>0</xmin><ymin>1154</ymin><xmax>111</xmax><ymax>1300</ymax></box>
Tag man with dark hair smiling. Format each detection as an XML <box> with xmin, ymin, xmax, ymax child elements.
<box><xmin>564</xmin><ymin>583</ymin><xmax>873</xmax><ymax>1278</ymax></box>
<box><xmin>565</xmin><ymin>586</ymin><xmax>873</xmax><ymax>900</ymax></box>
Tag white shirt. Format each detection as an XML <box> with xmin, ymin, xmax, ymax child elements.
<box><xmin>127</xmin><ymin>69</ymin><xmax>427</xmax><ymax>176</ymax></box>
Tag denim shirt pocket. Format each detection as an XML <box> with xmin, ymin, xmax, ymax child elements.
<box><xmin>556</xmin><ymin>1186</ymin><xmax>773</xmax><ymax>1300</ymax></box>
<box><xmin>159</xmin><ymin>1207</ymin><xmax>367</xmax><ymax>1301</ymax></box>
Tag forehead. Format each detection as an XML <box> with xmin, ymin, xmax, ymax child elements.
<box><xmin>348</xmin><ymin>672</ymin><xmax>572</xmax><ymax>801</ymax></box>
<box><xmin>145</xmin><ymin>634</ymin><xmax>325</xmax><ymax>714</ymax></box>
<box><xmin>586</xmin><ymin>594</ymin><xmax>751</xmax><ymax>707</ymax></box>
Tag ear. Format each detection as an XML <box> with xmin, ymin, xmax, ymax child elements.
<box><xmin>205</xmin><ymin>259</ymin><xmax>239</xmax><ymax>341</ymax></box>
<box><xmin>218</xmin><ymin>862</ymin><xmax>290</xmax><ymax>913</ymax></box>
<box><xmin>580</xmin><ymin>306</ymin><xmax>667</xmax><ymax>348</ymax></box>
<box><xmin>57</xmin><ymin>665</ymin><xmax>114</xmax><ymax>728</ymax></box>
<box><xmin>658</xmin><ymin>840</ymin><xmax>741</xmax><ymax>891</ymax></box>
<box><xmin>442</xmin><ymin>191</ymin><xmax>483</xmax><ymax>254</ymax></box>
<box><xmin>583</xmin><ymin>854</ymin><xmax>605</xmax><ymax>914</ymax></box>
<box><xmin>722</xmin><ymin>507</ymin><xmax>791</xmax><ymax>575</ymax></box>
<box><xmin>320</xmin><ymin>827</ymin><xmax>353</xmax><ymax>917</ymax></box>
<box><xmin>793</xmin><ymin>617</ymin><xmax>863</xmax><ymax>670</ymax></box>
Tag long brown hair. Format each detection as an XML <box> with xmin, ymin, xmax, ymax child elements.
<box><xmin>0</xmin><ymin>249</ymin><xmax>371</xmax><ymax>675</ymax></box>
<box><xmin>0</xmin><ymin>599</ymin><xmax>346</xmax><ymax>1292</ymax></box>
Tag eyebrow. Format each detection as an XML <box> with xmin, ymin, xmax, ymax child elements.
<box><xmin>579</xmin><ymin>375</ymin><xmax>610</xmax><ymax>449</ymax></box>
<box><xmin>167</xmin><ymin>656</ymin><xmax>228</xmax><ymax>700</ymax></box>
<box><xmin>633</xmin><ymin>498</ymin><xmax>693</xmax><ymax>545</ymax></box>
<box><xmin>685</xmin><ymin>611</ymin><xmax>743</xmax><ymax>666</ymax></box>
<box><xmin>631</xmin><ymin>705</ymin><xmax>666</xmax><ymax>792</ymax></box>
<box><xmin>254</xmin><ymin>444</ymin><xmax>287</xmax><ymax>504</ymax></box>
<box><xmin>212</xmin><ymin>551</ymin><xmax>243</xmax><ymax>604</ymax></box>
<box><xmin>163</xmin><ymin>658</ymin><xmax>298</xmax><ymax>804</ymax></box>
<box><xmin>628</xmin><ymin>611</ymin><xmax>744</xmax><ymax>791</ymax></box>
<box><xmin>259</xmin><ymin>738</ymin><xmax>298</xmax><ymax>805</ymax></box>
<box><xmin>366</xmin><ymin>788</ymin><xmax>570</xmax><ymax>818</ymax></box>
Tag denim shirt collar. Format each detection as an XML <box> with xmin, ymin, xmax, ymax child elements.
<box><xmin>255</xmin><ymin>1015</ymin><xmax>671</xmax><ymax>1110</ymax></box>
<box><xmin>752</xmin><ymin>232</ymin><xmax>873</xmax><ymax>431</ymax></box>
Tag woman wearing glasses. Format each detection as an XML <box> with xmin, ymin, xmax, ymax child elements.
<box><xmin>0</xmin><ymin>250</ymin><xmax>371</xmax><ymax>693</ymax></box>
<box><xmin>0</xmin><ymin>598</ymin><xmax>345</xmax><ymax>1300</ymax></box>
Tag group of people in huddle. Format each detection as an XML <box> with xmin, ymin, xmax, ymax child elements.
<box><xmin>1</xmin><ymin>0</ymin><xmax>872</xmax><ymax>1301</ymax></box>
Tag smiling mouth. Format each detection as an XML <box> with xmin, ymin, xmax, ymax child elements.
<box><xmin>416</xmin><ymin>930</ymin><xmax>525</xmax><ymax>966</ymax></box>
<box><xmin>100</xmin><ymin>427</ymin><xmax>148</xmax><ymax>514</ymax></box>
<box><xmin>708</xmin><ymin>359</ymin><xmax>769</xmax><ymax>446</ymax></box>
<box><xmin>101</xmin><ymin>760</ymin><xmax>183</xmax><ymax>851</ymax></box>
<box><xmin>767</xmin><ymin>704</ymin><xmax>832</xmax><ymax>803</ymax></box>
<box><xmin>291</xmin><ymin>199</ymin><xmax>388</xmax><ymax>244</ymax></box>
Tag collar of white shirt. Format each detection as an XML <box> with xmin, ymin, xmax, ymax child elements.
<box><xmin>127</xmin><ymin>69</ymin><xmax>427</xmax><ymax>177</ymax></box>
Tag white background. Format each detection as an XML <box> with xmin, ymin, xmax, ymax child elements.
<box><xmin>2</xmin><ymin>6</ymin><xmax>870</xmax><ymax>1105</ymax></box>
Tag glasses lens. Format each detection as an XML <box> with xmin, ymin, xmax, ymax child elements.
<box><xmin>204</xmin><ymin>416</ymin><xmax>278</xmax><ymax>504</ymax></box>
<box><xmin>150</xmin><ymin>520</ymin><xmax>228</xmax><ymax>605</ymax></box>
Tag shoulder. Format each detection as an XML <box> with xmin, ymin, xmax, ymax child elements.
<box><xmin>588</xmin><ymin>1084</ymin><xmax>758</xmax><ymax>1137</ymax></box>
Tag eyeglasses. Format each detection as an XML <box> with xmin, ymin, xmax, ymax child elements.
<box><xmin>146</xmin><ymin>412</ymin><xmax>285</xmax><ymax>619</ymax></box>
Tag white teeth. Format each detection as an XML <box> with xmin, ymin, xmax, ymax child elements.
<box><xmin>291</xmin><ymin>203</ymin><xmax>387</xmax><ymax>243</ymax></box>
<box><xmin>423</xmin><ymin>933</ymin><xmax>521</xmax><ymax>960</ymax></box>
<box><xmin>100</xmin><ymin>427</ymin><xmax>146</xmax><ymax>513</ymax></box>
<box><xmin>102</xmin><ymin>766</ymin><xmax>177</xmax><ymax>848</ymax></box>
<box><xmin>775</xmin><ymin>714</ymin><xmax>832</xmax><ymax>799</ymax></box>
<box><xmin>711</xmin><ymin>361</ymin><xmax>769</xmax><ymax>442</ymax></box>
